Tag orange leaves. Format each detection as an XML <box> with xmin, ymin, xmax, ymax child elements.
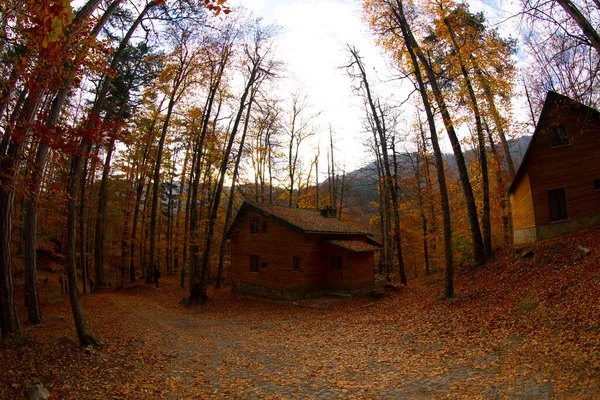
<box><xmin>26</xmin><ymin>0</ymin><xmax>73</xmax><ymax>53</ymax></box>
<box><xmin>203</xmin><ymin>0</ymin><xmax>232</xmax><ymax>16</ymax></box>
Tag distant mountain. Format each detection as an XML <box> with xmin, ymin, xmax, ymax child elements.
<box><xmin>337</xmin><ymin>135</ymin><xmax>532</xmax><ymax>219</ymax></box>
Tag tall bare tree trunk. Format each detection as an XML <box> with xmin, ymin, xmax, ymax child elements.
<box><xmin>392</xmin><ymin>0</ymin><xmax>485</xmax><ymax>268</ymax></box>
<box><xmin>391</xmin><ymin>0</ymin><xmax>456</xmax><ymax>296</ymax></box>
<box><xmin>554</xmin><ymin>0</ymin><xmax>600</xmax><ymax>55</ymax></box>
<box><xmin>347</xmin><ymin>46</ymin><xmax>406</xmax><ymax>285</ymax></box>
<box><xmin>215</xmin><ymin>88</ymin><xmax>256</xmax><ymax>288</ymax></box>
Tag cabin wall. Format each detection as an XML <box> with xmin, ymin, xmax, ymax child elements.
<box><xmin>230</xmin><ymin>210</ymin><xmax>308</xmax><ymax>296</ymax></box>
<box><xmin>348</xmin><ymin>252</ymin><xmax>375</xmax><ymax>290</ymax></box>
<box><xmin>511</xmin><ymin>173</ymin><xmax>535</xmax><ymax>230</ymax></box>
<box><xmin>230</xmin><ymin>209</ymin><xmax>377</xmax><ymax>299</ymax></box>
<box><xmin>512</xmin><ymin>102</ymin><xmax>600</xmax><ymax>243</ymax></box>
<box><xmin>530</xmin><ymin>108</ymin><xmax>600</xmax><ymax>225</ymax></box>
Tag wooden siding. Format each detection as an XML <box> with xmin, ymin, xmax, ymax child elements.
<box><xmin>527</xmin><ymin>107</ymin><xmax>600</xmax><ymax>226</ymax></box>
<box><xmin>511</xmin><ymin>173</ymin><xmax>535</xmax><ymax>230</ymax></box>
<box><xmin>230</xmin><ymin>210</ymin><xmax>308</xmax><ymax>291</ymax></box>
<box><xmin>510</xmin><ymin>96</ymin><xmax>600</xmax><ymax>236</ymax></box>
<box><xmin>230</xmin><ymin>210</ymin><xmax>375</xmax><ymax>295</ymax></box>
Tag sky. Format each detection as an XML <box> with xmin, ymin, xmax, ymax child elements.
<box><xmin>227</xmin><ymin>0</ymin><xmax>396</xmax><ymax>172</ymax></box>
<box><xmin>227</xmin><ymin>0</ymin><xmax>527</xmax><ymax>173</ymax></box>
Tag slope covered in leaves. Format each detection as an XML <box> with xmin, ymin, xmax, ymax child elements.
<box><xmin>1</xmin><ymin>227</ymin><xmax>599</xmax><ymax>398</ymax></box>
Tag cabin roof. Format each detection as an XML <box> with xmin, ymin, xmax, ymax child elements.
<box><xmin>230</xmin><ymin>201</ymin><xmax>371</xmax><ymax>236</ymax></box>
<box><xmin>508</xmin><ymin>91</ymin><xmax>600</xmax><ymax>194</ymax></box>
<box><xmin>326</xmin><ymin>240</ymin><xmax>380</xmax><ymax>252</ymax></box>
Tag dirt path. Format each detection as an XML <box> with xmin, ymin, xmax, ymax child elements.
<box><xmin>75</xmin><ymin>274</ymin><xmax>594</xmax><ymax>399</ymax></box>
<box><xmin>4</xmin><ymin>260</ymin><xmax>599</xmax><ymax>400</ymax></box>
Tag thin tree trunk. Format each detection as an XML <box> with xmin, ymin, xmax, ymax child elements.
<box><xmin>347</xmin><ymin>46</ymin><xmax>407</xmax><ymax>285</ymax></box>
<box><xmin>194</xmin><ymin>55</ymin><xmax>262</xmax><ymax>301</ymax></box>
<box><xmin>442</xmin><ymin>14</ymin><xmax>492</xmax><ymax>258</ymax></box>
<box><xmin>93</xmin><ymin>138</ymin><xmax>115</xmax><ymax>287</ymax></box>
<box><xmin>391</xmin><ymin>0</ymin><xmax>455</xmax><ymax>296</ymax></box>
<box><xmin>392</xmin><ymin>0</ymin><xmax>485</xmax><ymax>268</ymax></box>
<box><xmin>555</xmin><ymin>0</ymin><xmax>600</xmax><ymax>55</ymax></box>
<box><xmin>216</xmin><ymin>88</ymin><xmax>256</xmax><ymax>288</ymax></box>
<box><xmin>475</xmin><ymin>67</ymin><xmax>515</xmax><ymax>177</ymax></box>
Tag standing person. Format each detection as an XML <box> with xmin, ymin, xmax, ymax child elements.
<box><xmin>153</xmin><ymin>264</ymin><xmax>161</xmax><ymax>289</ymax></box>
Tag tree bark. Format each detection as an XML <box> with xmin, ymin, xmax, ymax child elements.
<box><xmin>0</xmin><ymin>92</ymin><xmax>41</xmax><ymax>337</ymax></box>
<box><xmin>347</xmin><ymin>46</ymin><xmax>407</xmax><ymax>285</ymax></box>
<box><xmin>555</xmin><ymin>0</ymin><xmax>600</xmax><ymax>55</ymax></box>
<box><xmin>215</xmin><ymin>87</ymin><xmax>256</xmax><ymax>289</ymax></box>
<box><xmin>66</xmin><ymin>146</ymin><xmax>95</xmax><ymax>346</ymax></box>
<box><xmin>193</xmin><ymin>44</ymin><xmax>264</xmax><ymax>301</ymax></box>
<box><xmin>392</xmin><ymin>0</ymin><xmax>486</xmax><ymax>268</ymax></box>
<box><xmin>442</xmin><ymin>14</ymin><xmax>492</xmax><ymax>258</ymax></box>
<box><xmin>93</xmin><ymin>138</ymin><xmax>115</xmax><ymax>287</ymax></box>
<box><xmin>390</xmin><ymin>0</ymin><xmax>455</xmax><ymax>296</ymax></box>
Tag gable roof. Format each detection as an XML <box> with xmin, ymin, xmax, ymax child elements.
<box><xmin>230</xmin><ymin>201</ymin><xmax>371</xmax><ymax>236</ymax></box>
<box><xmin>508</xmin><ymin>91</ymin><xmax>600</xmax><ymax>194</ymax></box>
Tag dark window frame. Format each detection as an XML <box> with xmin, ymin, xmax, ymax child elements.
<box><xmin>548</xmin><ymin>188</ymin><xmax>568</xmax><ymax>222</ymax></box>
<box><xmin>261</xmin><ymin>220</ymin><xmax>267</xmax><ymax>233</ymax></box>
<box><xmin>292</xmin><ymin>255</ymin><xmax>300</xmax><ymax>272</ymax></box>
<box><xmin>594</xmin><ymin>179</ymin><xmax>600</xmax><ymax>191</ymax></box>
<box><xmin>549</xmin><ymin>124</ymin><xmax>570</xmax><ymax>148</ymax></box>
<box><xmin>250</xmin><ymin>255</ymin><xmax>259</xmax><ymax>272</ymax></box>
<box><xmin>330</xmin><ymin>255</ymin><xmax>342</xmax><ymax>270</ymax></box>
<box><xmin>250</xmin><ymin>216</ymin><xmax>259</xmax><ymax>234</ymax></box>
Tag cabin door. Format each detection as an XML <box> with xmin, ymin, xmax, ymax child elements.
<box><xmin>328</xmin><ymin>255</ymin><xmax>344</xmax><ymax>289</ymax></box>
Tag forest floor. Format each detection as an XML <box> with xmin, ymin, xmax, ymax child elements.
<box><xmin>2</xmin><ymin>227</ymin><xmax>600</xmax><ymax>399</ymax></box>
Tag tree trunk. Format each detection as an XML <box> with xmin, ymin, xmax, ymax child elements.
<box><xmin>347</xmin><ymin>46</ymin><xmax>406</xmax><ymax>285</ymax></box>
<box><xmin>66</xmin><ymin>146</ymin><xmax>95</xmax><ymax>346</ymax></box>
<box><xmin>79</xmin><ymin>156</ymin><xmax>90</xmax><ymax>294</ymax></box>
<box><xmin>392</xmin><ymin>0</ymin><xmax>485</xmax><ymax>268</ymax></box>
<box><xmin>0</xmin><ymin>92</ymin><xmax>41</xmax><ymax>337</ymax></box>
<box><xmin>555</xmin><ymin>0</ymin><xmax>600</xmax><ymax>55</ymax></box>
<box><xmin>93</xmin><ymin>138</ymin><xmax>115</xmax><ymax>287</ymax></box>
<box><xmin>215</xmin><ymin>88</ymin><xmax>256</xmax><ymax>289</ymax></box>
<box><xmin>193</xmin><ymin>55</ymin><xmax>262</xmax><ymax>301</ymax></box>
<box><xmin>442</xmin><ymin>15</ymin><xmax>492</xmax><ymax>258</ymax></box>
<box><xmin>475</xmin><ymin>67</ymin><xmax>516</xmax><ymax>178</ymax></box>
<box><xmin>391</xmin><ymin>0</ymin><xmax>455</xmax><ymax>296</ymax></box>
<box><xmin>148</xmin><ymin>79</ymin><xmax>181</xmax><ymax>281</ymax></box>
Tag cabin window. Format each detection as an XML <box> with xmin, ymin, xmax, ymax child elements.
<box><xmin>548</xmin><ymin>188</ymin><xmax>568</xmax><ymax>222</ymax></box>
<box><xmin>250</xmin><ymin>255</ymin><xmax>259</xmax><ymax>272</ymax></box>
<box><xmin>250</xmin><ymin>217</ymin><xmax>259</xmax><ymax>234</ymax></box>
<box><xmin>549</xmin><ymin>124</ymin><xmax>569</xmax><ymax>147</ymax></box>
<box><xmin>594</xmin><ymin>178</ymin><xmax>600</xmax><ymax>190</ymax></box>
<box><xmin>261</xmin><ymin>220</ymin><xmax>267</xmax><ymax>233</ymax></box>
<box><xmin>292</xmin><ymin>256</ymin><xmax>300</xmax><ymax>272</ymax></box>
<box><xmin>330</xmin><ymin>255</ymin><xmax>342</xmax><ymax>270</ymax></box>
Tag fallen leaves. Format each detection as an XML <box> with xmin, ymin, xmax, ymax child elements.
<box><xmin>2</xmin><ymin>226</ymin><xmax>600</xmax><ymax>398</ymax></box>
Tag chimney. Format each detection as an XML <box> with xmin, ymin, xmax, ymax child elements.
<box><xmin>319</xmin><ymin>206</ymin><xmax>337</xmax><ymax>218</ymax></box>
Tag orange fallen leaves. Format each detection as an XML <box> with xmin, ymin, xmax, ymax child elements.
<box><xmin>1</xmin><ymin>226</ymin><xmax>600</xmax><ymax>398</ymax></box>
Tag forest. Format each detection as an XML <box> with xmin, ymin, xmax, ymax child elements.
<box><xmin>0</xmin><ymin>0</ymin><xmax>599</xmax><ymax>365</ymax></box>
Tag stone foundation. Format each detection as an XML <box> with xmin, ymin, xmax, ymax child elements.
<box><xmin>230</xmin><ymin>280</ymin><xmax>374</xmax><ymax>301</ymax></box>
<box><xmin>513</xmin><ymin>214</ymin><xmax>600</xmax><ymax>244</ymax></box>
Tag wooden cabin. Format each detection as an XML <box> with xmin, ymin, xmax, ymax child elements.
<box><xmin>227</xmin><ymin>201</ymin><xmax>380</xmax><ymax>300</ymax></box>
<box><xmin>508</xmin><ymin>91</ymin><xmax>600</xmax><ymax>244</ymax></box>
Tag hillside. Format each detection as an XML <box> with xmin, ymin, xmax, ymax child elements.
<box><xmin>1</xmin><ymin>224</ymin><xmax>598</xmax><ymax>398</ymax></box>
<box><xmin>338</xmin><ymin>135</ymin><xmax>532</xmax><ymax>217</ymax></box>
